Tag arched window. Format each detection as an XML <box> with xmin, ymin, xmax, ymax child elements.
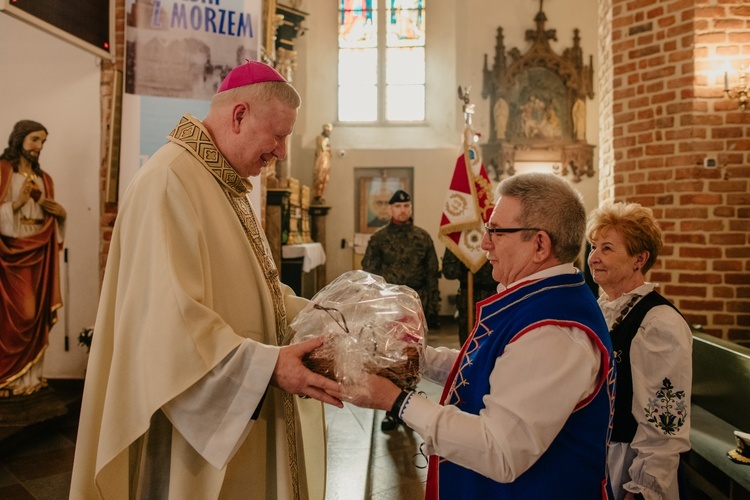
<box><xmin>338</xmin><ymin>0</ymin><xmax>426</xmax><ymax>123</ymax></box>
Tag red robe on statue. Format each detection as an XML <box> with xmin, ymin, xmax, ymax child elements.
<box><xmin>0</xmin><ymin>159</ymin><xmax>63</xmax><ymax>395</ymax></box>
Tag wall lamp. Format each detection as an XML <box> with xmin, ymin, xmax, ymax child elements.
<box><xmin>725</xmin><ymin>65</ymin><xmax>749</xmax><ymax>111</ymax></box>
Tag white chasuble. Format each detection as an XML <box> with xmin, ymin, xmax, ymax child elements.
<box><xmin>70</xmin><ymin>115</ymin><xmax>325</xmax><ymax>500</ymax></box>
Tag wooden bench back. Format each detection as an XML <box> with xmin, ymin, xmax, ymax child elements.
<box><xmin>693</xmin><ymin>333</ymin><xmax>750</xmax><ymax>432</ymax></box>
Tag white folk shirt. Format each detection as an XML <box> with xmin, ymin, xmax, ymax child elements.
<box><xmin>599</xmin><ymin>283</ymin><xmax>692</xmax><ymax>500</ymax></box>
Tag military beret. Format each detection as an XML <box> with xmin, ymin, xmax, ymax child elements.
<box><xmin>389</xmin><ymin>190</ymin><xmax>411</xmax><ymax>204</ymax></box>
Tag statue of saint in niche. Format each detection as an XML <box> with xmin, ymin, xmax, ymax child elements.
<box><xmin>573</xmin><ymin>98</ymin><xmax>586</xmax><ymax>141</ymax></box>
<box><xmin>312</xmin><ymin>123</ymin><xmax>333</xmax><ymax>204</ymax></box>
<box><xmin>493</xmin><ymin>98</ymin><xmax>509</xmax><ymax>140</ymax></box>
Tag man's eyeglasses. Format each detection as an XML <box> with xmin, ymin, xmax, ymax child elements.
<box><xmin>484</xmin><ymin>224</ymin><xmax>542</xmax><ymax>236</ymax></box>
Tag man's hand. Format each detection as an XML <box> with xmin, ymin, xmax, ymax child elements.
<box><xmin>272</xmin><ymin>336</ymin><xmax>344</xmax><ymax>408</ymax></box>
<box><xmin>329</xmin><ymin>373</ymin><xmax>402</xmax><ymax>412</ymax></box>
<box><xmin>624</xmin><ymin>492</ymin><xmax>644</xmax><ymax>500</ymax></box>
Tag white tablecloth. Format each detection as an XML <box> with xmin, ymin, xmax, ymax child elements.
<box><xmin>282</xmin><ymin>243</ymin><xmax>326</xmax><ymax>273</ymax></box>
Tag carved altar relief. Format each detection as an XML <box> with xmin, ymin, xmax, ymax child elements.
<box><xmin>481</xmin><ymin>2</ymin><xmax>595</xmax><ymax>182</ymax></box>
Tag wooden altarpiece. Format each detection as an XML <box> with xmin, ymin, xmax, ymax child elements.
<box><xmin>481</xmin><ymin>3</ymin><xmax>595</xmax><ymax>182</ymax></box>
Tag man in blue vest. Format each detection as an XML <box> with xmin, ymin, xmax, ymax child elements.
<box><xmin>338</xmin><ymin>173</ymin><xmax>615</xmax><ymax>499</ymax></box>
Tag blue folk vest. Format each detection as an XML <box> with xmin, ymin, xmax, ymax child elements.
<box><xmin>435</xmin><ymin>272</ymin><xmax>615</xmax><ymax>499</ymax></box>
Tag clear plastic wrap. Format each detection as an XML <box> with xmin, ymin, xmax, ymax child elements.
<box><xmin>286</xmin><ymin>270</ymin><xmax>426</xmax><ymax>389</ymax></box>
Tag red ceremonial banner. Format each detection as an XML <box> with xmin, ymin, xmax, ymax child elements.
<box><xmin>438</xmin><ymin>142</ymin><xmax>493</xmax><ymax>274</ymax></box>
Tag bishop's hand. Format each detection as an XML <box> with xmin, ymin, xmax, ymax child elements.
<box><xmin>272</xmin><ymin>336</ymin><xmax>344</xmax><ymax>408</ymax></box>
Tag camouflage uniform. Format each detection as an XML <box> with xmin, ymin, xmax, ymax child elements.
<box><xmin>362</xmin><ymin>219</ymin><xmax>440</xmax><ymax>327</ymax></box>
<box><xmin>441</xmin><ymin>248</ymin><xmax>498</xmax><ymax>345</ymax></box>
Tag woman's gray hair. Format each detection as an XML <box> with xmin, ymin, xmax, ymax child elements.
<box><xmin>496</xmin><ymin>172</ymin><xmax>586</xmax><ymax>263</ymax></box>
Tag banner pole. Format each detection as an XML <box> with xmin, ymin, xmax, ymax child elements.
<box><xmin>458</xmin><ymin>86</ymin><xmax>477</xmax><ymax>337</ymax></box>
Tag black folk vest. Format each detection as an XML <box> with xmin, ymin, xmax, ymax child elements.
<box><xmin>610</xmin><ymin>291</ymin><xmax>682</xmax><ymax>443</ymax></box>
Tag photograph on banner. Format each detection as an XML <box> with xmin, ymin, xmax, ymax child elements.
<box><xmin>125</xmin><ymin>0</ymin><xmax>261</xmax><ymax>99</ymax></box>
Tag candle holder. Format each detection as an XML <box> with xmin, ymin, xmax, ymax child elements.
<box><xmin>725</xmin><ymin>65</ymin><xmax>749</xmax><ymax>111</ymax></box>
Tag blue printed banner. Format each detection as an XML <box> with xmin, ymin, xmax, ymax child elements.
<box><xmin>125</xmin><ymin>0</ymin><xmax>261</xmax><ymax>99</ymax></box>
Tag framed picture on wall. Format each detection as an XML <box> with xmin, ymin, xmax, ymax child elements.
<box><xmin>355</xmin><ymin>167</ymin><xmax>413</xmax><ymax>234</ymax></box>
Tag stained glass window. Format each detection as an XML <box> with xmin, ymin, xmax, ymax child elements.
<box><xmin>338</xmin><ymin>0</ymin><xmax>426</xmax><ymax>123</ymax></box>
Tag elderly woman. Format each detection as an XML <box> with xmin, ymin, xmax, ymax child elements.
<box><xmin>587</xmin><ymin>202</ymin><xmax>691</xmax><ymax>500</ymax></box>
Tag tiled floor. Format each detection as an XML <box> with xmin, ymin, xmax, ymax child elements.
<box><xmin>0</xmin><ymin>381</ymin><xmax>81</xmax><ymax>500</ymax></box>
<box><xmin>0</xmin><ymin>317</ymin><xmax>462</xmax><ymax>500</ymax></box>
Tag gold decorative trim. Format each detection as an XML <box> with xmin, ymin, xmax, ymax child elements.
<box><xmin>728</xmin><ymin>450</ymin><xmax>750</xmax><ymax>465</ymax></box>
<box><xmin>168</xmin><ymin>113</ymin><xmax>300</xmax><ymax>498</ymax></box>
<box><xmin>223</xmin><ymin>191</ymin><xmax>300</xmax><ymax>500</ymax></box>
<box><xmin>167</xmin><ymin>114</ymin><xmax>249</xmax><ymax>197</ymax></box>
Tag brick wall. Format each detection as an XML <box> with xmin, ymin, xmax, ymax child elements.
<box><xmin>99</xmin><ymin>0</ymin><xmax>126</xmax><ymax>279</ymax></box>
<box><xmin>600</xmin><ymin>0</ymin><xmax>750</xmax><ymax>345</ymax></box>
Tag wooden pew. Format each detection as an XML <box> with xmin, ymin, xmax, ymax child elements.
<box><xmin>687</xmin><ymin>333</ymin><xmax>750</xmax><ymax>498</ymax></box>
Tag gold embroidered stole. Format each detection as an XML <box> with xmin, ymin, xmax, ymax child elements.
<box><xmin>167</xmin><ymin>115</ymin><xmax>301</xmax><ymax>499</ymax></box>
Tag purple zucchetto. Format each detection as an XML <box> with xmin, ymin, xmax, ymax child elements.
<box><xmin>218</xmin><ymin>61</ymin><xmax>286</xmax><ymax>92</ymax></box>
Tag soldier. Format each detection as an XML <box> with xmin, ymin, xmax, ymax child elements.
<box><xmin>361</xmin><ymin>189</ymin><xmax>440</xmax><ymax>431</ymax></box>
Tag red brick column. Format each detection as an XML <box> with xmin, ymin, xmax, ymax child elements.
<box><xmin>600</xmin><ymin>0</ymin><xmax>750</xmax><ymax>344</ymax></box>
<box><xmin>99</xmin><ymin>0</ymin><xmax>126</xmax><ymax>281</ymax></box>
